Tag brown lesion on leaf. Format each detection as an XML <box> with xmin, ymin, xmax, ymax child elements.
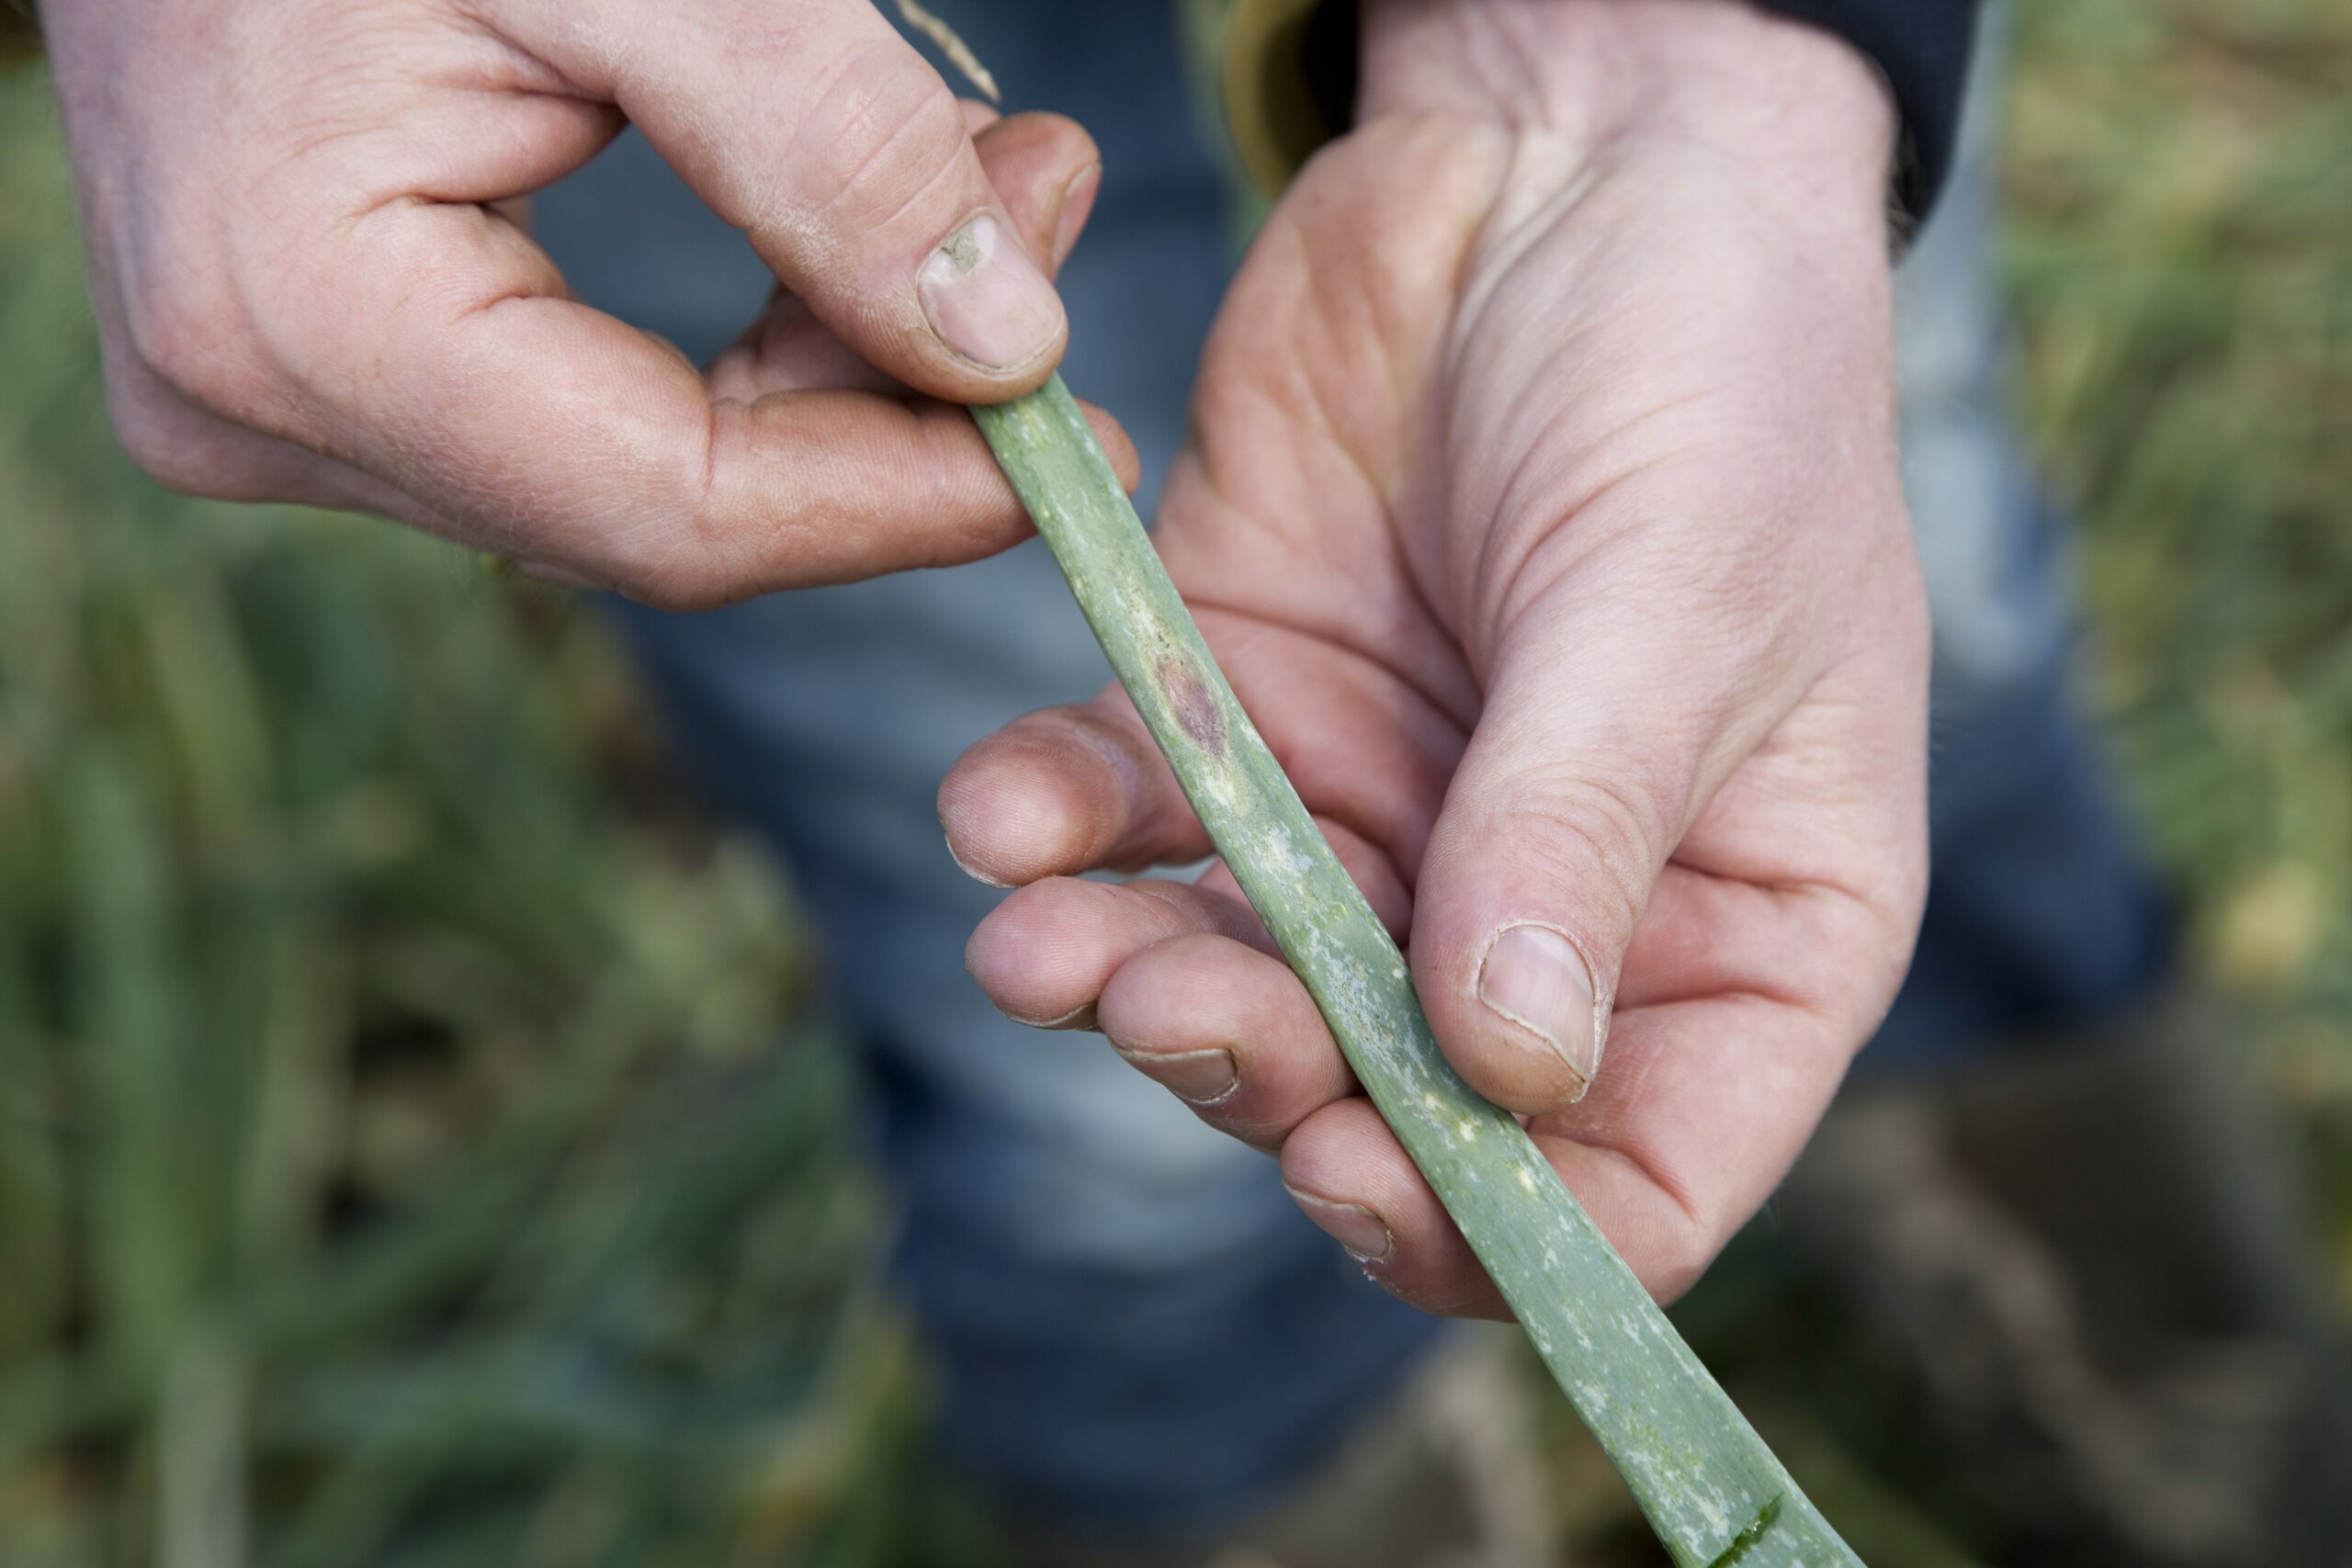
<box><xmin>1158</xmin><ymin>656</ymin><xmax>1227</xmax><ymax>757</ymax></box>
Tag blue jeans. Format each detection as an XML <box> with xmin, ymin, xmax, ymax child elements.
<box><xmin>532</xmin><ymin>0</ymin><xmax>2170</xmax><ymax>1534</ymax></box>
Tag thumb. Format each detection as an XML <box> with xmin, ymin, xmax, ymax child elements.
<box><xmin>503</xmin><ymin>0</ymin><xmax>1070</xmax><ymax>399</ymax></box>
<box><xmin>1408</xmin><ymin>602</ymin><xmax>1770</xmax><ymax>1115</ymax></box>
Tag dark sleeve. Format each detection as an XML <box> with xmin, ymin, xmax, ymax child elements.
<box><xmin>3</xmin><ymin>2</ymin><xmax>39</xmax><ymax>65</ymax></box>
<box><xmin>1756</xmin><ymin>0</ymin><xmax>1984</xmax><ymax>222</ymax></box>
<box><xmin>1230</xmin><ymin>0</ymin><xmax>1984</xmax><ymax>222</ymax></box>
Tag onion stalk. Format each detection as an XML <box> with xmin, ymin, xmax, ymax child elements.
<box><xmin>973</xmin><ymin>377</ymin><xmax>1863</xmax><ymax>1568</ymax></box>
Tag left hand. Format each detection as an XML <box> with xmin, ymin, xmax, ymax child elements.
<box><xmin>940</xmin><ymin>0</ymin><xmax>1931</xmax><ymax>1314</ymax></box>
<box><xmin>46</xmin><ymin>0</ymin><xmax>1129</xmax><ymax>604</ymax></box>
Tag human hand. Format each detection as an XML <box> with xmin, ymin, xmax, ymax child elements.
<box><xmin>942</xmin><ymin>0</ymin><xmax>1929</xmax><ymax>1314</ymax></box>
<box><xmin>46</xmin><ymin>0</ymin><xmax>1133</xmax><ymax>604</ymax></box>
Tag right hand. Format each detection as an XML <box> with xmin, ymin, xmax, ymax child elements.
<box><xmin>46</xmin><ymin>0</ymin><xmax>1131</xmax><ymax>604</ymax></box>
<box><xmin>943</xmin><ymin>0</ymin><xmax>1928</xmax><ymax>1314</ymax></box>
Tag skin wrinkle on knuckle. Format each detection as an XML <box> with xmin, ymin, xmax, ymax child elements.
<box><xmin>1499</xmin><ymin>610</ymin><xmax>1825</xmax><ymax>813</ymax></box>
<box><xmin>1479</xmin><ymin>760</ymin><xmax>1673</xmax><ymax>925</ymax></box>
<box><xmin>908</xmin><ymin>402</ymin><xmax>1025</xmax><ymax>561</ymax></box>
<box><xmin>792</xmin><ymin>38</ymin><xmax>967</xmax><ymax>244</ymax></box>
<box><xmin>644</xmin><ymin>399</ymin><xmax>822</xmax><ymax>608</ymax></box>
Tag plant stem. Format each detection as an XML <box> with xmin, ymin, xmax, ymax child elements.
<box><xmin>973</xmin><ymin>377</ymin><xmax>1864</xmax><ymax>1568</ymax></box>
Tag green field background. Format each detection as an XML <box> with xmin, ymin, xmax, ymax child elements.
<box><xmin>1</xmin><ymin>1</ymin><xmax>2345</xmax><ymax>1562</ymax></box>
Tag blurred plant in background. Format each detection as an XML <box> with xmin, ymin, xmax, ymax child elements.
<box><xmin>0</xmin><ymin>0</ymin><xmax>2345</xmax><ymax>1562</ymax></box>
<box><xmin>0</xmin><ymin>69</ymin><xmax>997</xmax><ymax>1568</ymax></box>
<box><xmin>2005</xmin><ymin>0</ymin><xmax>2352</xmax><ymax>1292</ymax></box>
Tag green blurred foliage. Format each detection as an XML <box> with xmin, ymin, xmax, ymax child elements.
<box><xmin>0</xmin><ymin>0</ymin><xmax>2345</xmax><ymax>1562</ymax></box>
<box><xmin>2004</xmin><ymin>0</ymin><xmax>2352</xmax><ymax>1287</ymax></box>
<box><xmin>0</xmin><ymin>68</ymin><xmax>996</xmax><ymax>1568</ymax></box>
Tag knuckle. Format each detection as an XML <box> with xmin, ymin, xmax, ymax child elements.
<box><xmin>1488</xmin><ymin>770</ymin><xmax>1667</xmax><ymax>939</ymax></box>
<box><xmin>604</xmin><ymin>435</ymin><xmax>749</xmax><ymax>613</ymax></box>
<box><xmin>121</xmin><ymin>285</ymin><xmax>224</xmax><ymax>399</ymax></box>
<box><xmin>105</xmin><ymin>378</ymin><xmax>232</xmax><ymax>498</ymax></box>
<box><xmin>120</xmin><ymin>282</ymin><xmax>272</xmax><ymax>425</ymax></box>
<box><xmin>611</xmin><ymin>547</ymin><xmax>735</xmax><ymax>615</ymax></box>
<box><xmin>799</xmin><ymin>41</ymin><xmax>969</xmax><ymax>231</ymax></box>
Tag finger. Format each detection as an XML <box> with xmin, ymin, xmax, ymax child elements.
<box><xmin>1096</xmin><ymin>932</ymin><xmax>1357</xmax><ymax>1150</ymax></box>
<box><xmin>1280</xmin><ymin>993</ymin><xmax>1850</xmax><ymax>1314</ymax></box>
<box><xmin>969</xmin><ymin>111</ymin><xmax>1102</xmax><ymax>274</ymax></box>
<box><xmin>939</xmin><ymin>620</ymin><xmax>1463</xmax><ymax>892</ymax></box>
<box><xmin>696</xmin><ymin>276</ymin><xmax>1136</xmax><ymax>464</ymax></box>
<box><xmin>941</xmin><ymin>696</ymin><xmax>1211</xmax><ymax>886</ymax></box>
<box><xmin>965</xmin><ymin>875</ymin><xmax>1273</xmax><ymax>1030</ymax></box>
<box><xmin>263</xmin><ymin>198</ymin><xmax>1139</xmax><ymax>604</ymax></box>
<box><xmin>1406</xmin><ymin>590</ymin><xmax>1798</xmax><ymax>1116</ymax></box>
<box><xmin>702</xmin><ymin>108</ymin><xmax>1108</xmax><ymax>400</ymax></box>
<box><xmin>495</xmin><ymin>0</ymin><xmax>1075</xmax><ymax>398</ymax></box>
<box><xmin>1280</xmin><ymin>1097</ymin><xmax>1508</xmax><ymax>1318</ymax></box>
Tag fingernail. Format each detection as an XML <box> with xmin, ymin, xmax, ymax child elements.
<box><xmin>1477</xmin><ymin>923</ymin><xmax>1601</xmax><ymax>1092</ymax></box>
<box><xmin>1050</xmin><ymin>163</ymin><xmax>1101</xmax><ymax>270</ymax></box>
<box><xmin>1286</xmin><ymin>1187</ymin><xmax>1394</xmax><ymax>1263</ymax></box>
<box><xmin>1116</xmin><ymin>1045</ymin><xmax>1237</xmax><ymax>1106</ymax></box>
<box><xmin>1003</xmin><ymin>1000</ymin><xmax>1096</xmax><ymax>1032</ymax></box>
<box><xmin>919</xmin><ymin>213</ymin><xmax>1063</xmax><ymax>371</ymax></box>
<box><xmin>944</xmin><ymin>831</ymin><xmax>1013</xmax><ymax>889</ymax></box>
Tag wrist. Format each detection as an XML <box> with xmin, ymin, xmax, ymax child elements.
<box><xmin>1359</xmin><ymin>0</ymin><xmax>1895</xmax><ymax>230</ymax></box>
